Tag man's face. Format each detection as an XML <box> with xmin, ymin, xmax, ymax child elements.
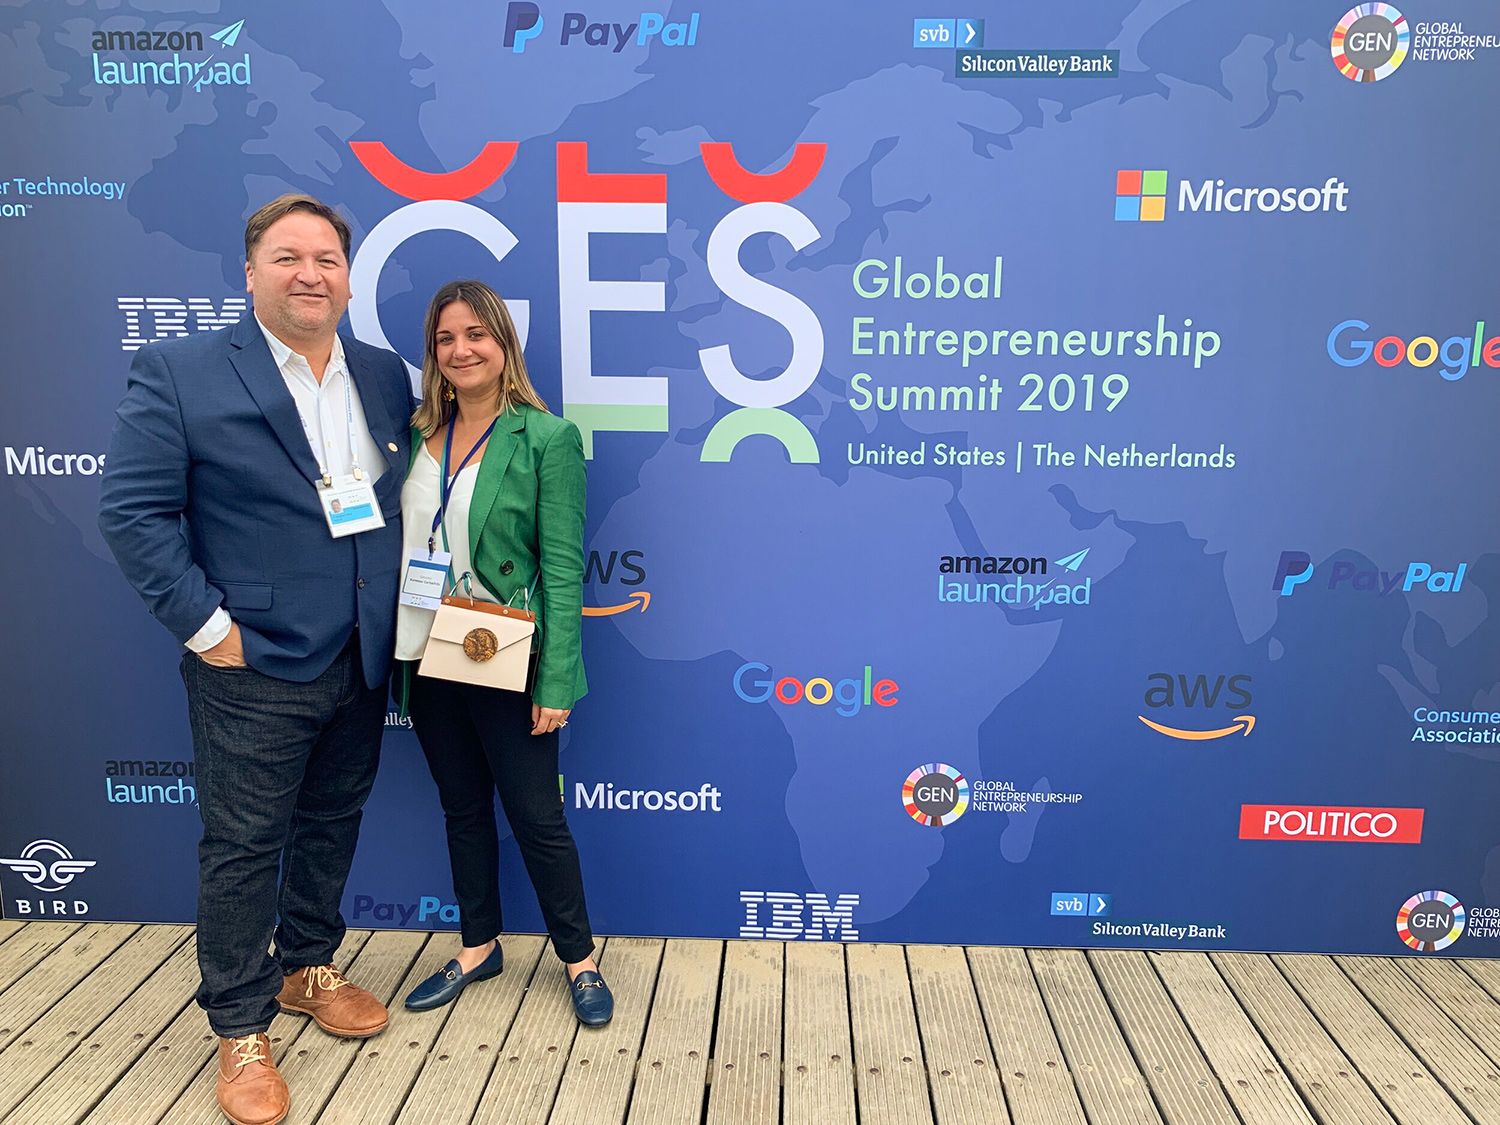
<box><xmin>244</xmin><ymin>212</ymin><xmax>351</xmax><ymax>344</ymax></box>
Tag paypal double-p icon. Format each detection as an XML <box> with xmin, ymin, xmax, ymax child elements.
<box><xmin>505</xmin><ymin>2</ymin><xmax>544</xmax><ymax>52</ymax></box>
<box><xmin>1274</xmin><ymin>551</ymin><xmax>1315</xmax><ymax>596</ymax></box>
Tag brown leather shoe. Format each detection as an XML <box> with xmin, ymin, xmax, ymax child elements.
<box><xmin>216</xmin><ymin>1034</ymin><xmax>289</xmax><ymax>1125</ymax></box>
<box><xmin>277</xmin><ymin>964</ymin><xmax>388</xmax><ymax>1037</ymax></box>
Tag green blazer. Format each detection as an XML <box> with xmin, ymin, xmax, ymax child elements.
<box><xmin>407</xmin><ymin>404</ymin><xmax>589</xmax><ymax>710</ymax></box>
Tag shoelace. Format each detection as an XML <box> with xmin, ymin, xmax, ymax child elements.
<box><xmin>230</xmin><ymin>1035</ymin><xmax>268</xmax><ymax>1069</ymax></box>
<box><xmin>304</xmin><ymin>964</ymin><xmax>351</xmax><ymax>999</ymax></box>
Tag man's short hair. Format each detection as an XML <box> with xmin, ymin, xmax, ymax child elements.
<box><xmin>244</xmin><ymin>194</ymin><xmax>352</xmax><ymax>263</ymax></box>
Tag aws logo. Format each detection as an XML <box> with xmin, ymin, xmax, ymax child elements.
<box><xmin>1138</xmin><ymin>673</ymin><xmax>1255</xmax><ymax>741</ymax></box>
<box><xmin>583</xmin><ymin>548</ymin><xmax>650</xmax><ymax>616</ymax></box>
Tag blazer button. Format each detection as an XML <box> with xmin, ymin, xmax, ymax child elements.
<box><xmin>500</xmin><ymin>560</ymin><xmax>514</xmax><ymax>575</ymax></box>
<box><xmin>357</xmin><ymin>578</ymin><xmax>366</xmax><ymax>589</ymax></box>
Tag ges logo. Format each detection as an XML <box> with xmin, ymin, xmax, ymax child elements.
<box><xmin>504</xmin><ymin>3</ymin><xmax>700</xmax><ymax>53</ymax></box>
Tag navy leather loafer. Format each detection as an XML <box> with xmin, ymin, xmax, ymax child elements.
<box><xmin>569</xmin><ymin>969</ymin><xmax>614</xmax><ymax>1026</ymax></box>
<box><xmin>404</xmin><ymin>942</ymin><xmax>504</xmax><ymax>1011</ymax></box>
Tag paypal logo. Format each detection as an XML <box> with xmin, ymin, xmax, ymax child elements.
<box><xmin>1276</xmin><ymin>550</ymin><xmax>1469</xmax><ymax>597</ymax></box>
<box><xmin>504</xmin><ymin>3</ymin><xmax>700</xmax><ymax>53</ymax></box>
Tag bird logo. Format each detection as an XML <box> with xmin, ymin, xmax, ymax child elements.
<box><xmin>0</xmin><ymin>840</ymin><xmax>97</xmax><ymax>893</ymax></box>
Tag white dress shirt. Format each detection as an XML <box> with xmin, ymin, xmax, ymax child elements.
<box><xmin>185</xmin><ymin>316</ymin><xmax>388</xmax><ymax>652</ymax></box>
<box><xmin>394</xmin><ymin>442</ymin><xmax>500</xmax><ymax>661</ymax></box>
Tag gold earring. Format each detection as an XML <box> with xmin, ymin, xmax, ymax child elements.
<box><xmin>443</xmin><ymin>382</ymin><xmax>456</xmax><ymax>402</ymax></box>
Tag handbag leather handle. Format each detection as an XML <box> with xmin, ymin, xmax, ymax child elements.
<box><xmin>439</xmin><ymin>595</ymin><xmax>536</xmax><ymax>624</ymax></box>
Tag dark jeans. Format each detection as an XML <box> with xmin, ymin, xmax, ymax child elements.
<box><xmin>407</xmin><ymin>674</ymin><xmax>594</xmax><ymax>963</ymax></box>
<box><xmin>181</xmin><ymin>637</ymin><xmax>384</xmax><ymax>1037</ymax></box>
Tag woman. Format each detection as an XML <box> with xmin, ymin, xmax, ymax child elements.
<box><xmin>393</xmin><ymin>279</ymin><xmax>611</xmax><ymax>1025</ymax></box>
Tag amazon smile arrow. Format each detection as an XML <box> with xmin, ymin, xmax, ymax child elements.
<box><xmin>1137</xmin><ymin>714</ymin><xmax>1256</xmax><ymax>740</ymax></box>
<box><xmin>582</xmin><ymin>590</ymin><xmax>651</xmax><ymax>617</ymax></box>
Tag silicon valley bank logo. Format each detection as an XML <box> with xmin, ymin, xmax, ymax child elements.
<box><xmin>1397</xmin><ymin>890</ymin><xmax>1464</xmax><ymax>951</ymax></box>
<box><xmin>90</xmin><ymin>19</ymin><xmax>251</xmax><ymax>92</ymax></box>
<box><xmin>1274</xmin><ymin>551</ymin><xmax>1468</xmax><ymax>596</ymax></box>
<box><xmin>938</xmin><ymin>548</ymin><xmax>1093</xmax><ymax>610</ymax></box>
<box><xmin>504</xmin><ymin>3</ymin><xmax>700</xmax><ymax>53</ymax></box>
<box><xmin>1115</xmin><ymin>169</ymin><xmax>1349</xmax><ymax>221</ymax></box>
<box><xmin>1138</xmin><ymin>673</ymin><xmax>1255</xmax><ymax>741</ymax></box>
<box><xmin>1</xmin><ymin>839</ymin><xmax>96</xmax><ymax>917</ymax></box>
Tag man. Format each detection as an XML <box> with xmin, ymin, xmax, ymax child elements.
<box><xmin>99</xmin><ymin>195</ymin><xmax>413</xmax><ymax>1125</ymax></box>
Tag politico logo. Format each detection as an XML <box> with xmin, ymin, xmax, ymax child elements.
<box><xmin>1239</xmin><ymin>805</ymin><xmax>1424</xmax><ymax>843</ymax></box>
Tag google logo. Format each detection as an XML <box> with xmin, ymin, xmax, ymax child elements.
<box><xmin>733</xmin><ymin>662</ymin><xmax>899</xmax><ymax>718</ymax></box>
<box><xmin>1327</xmin><ymin>319</ymin><xmax>1500</xmax><ymax>380</ymax></box>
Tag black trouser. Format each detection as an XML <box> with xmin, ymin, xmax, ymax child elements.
<box><xmin>181</xmin><ymin>636</ymin><xmax>384</xmax><ymax>1037</ymax></box>
<box><xmin>407</xmin><ymin>674</ymin><xmax>595</xmax><ymax>963</ymax></box>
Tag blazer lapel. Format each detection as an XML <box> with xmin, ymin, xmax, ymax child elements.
<box><xmin>228</xmin><ymin>316</ymin><xmax>322</xmax><ymax>485</ymax></box>
<box><xmin>342</xmin><ymin>334</ymin><xmax>405</xmax><ymax>484</ymax></box>
<box><xmin>468</xmin><ymin>406</ymin><xmax>527</xmax><ymax>558</ymax></box>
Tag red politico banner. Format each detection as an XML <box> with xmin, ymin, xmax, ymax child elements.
<box><xmin>1239</xmin><ymin>805</ymin><xmax>1425</xmax><ymax>843</ymax></box>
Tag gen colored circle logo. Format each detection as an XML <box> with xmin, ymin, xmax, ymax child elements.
<box><xmin>902</xmin><ymin>763</ymin><xmax>969</xmax><ymax>826</ymax></box>
<box><xmin>1397</xmin><ymin>890</ymin><xmax>1465</xmax><ymax>951</ymax></box>
<box><xmin>1332</xmin><ymin>4</ymin><xmax>1409</xmax><ymax>82</ymax></box>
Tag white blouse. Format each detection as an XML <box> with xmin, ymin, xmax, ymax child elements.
<box><xmin>395</xmin><ymin>442</ymin><xmax>500</xmax><ymax>661</ymax></box>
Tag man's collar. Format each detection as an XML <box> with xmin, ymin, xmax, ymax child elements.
<box><xmin>253</xmin><ymin>313</ymin><xmax>345</xmax><ymax>373</ymax></box>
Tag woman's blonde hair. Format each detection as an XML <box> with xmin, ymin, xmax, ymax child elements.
<box><xmin>411</xmin><ymin>279</ymin><xmax>548</xmax><ymax>437</ymax></box>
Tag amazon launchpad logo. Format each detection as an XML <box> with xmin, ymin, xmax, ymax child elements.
<box><xmin>1138</xmin><ymin>672</ymin><xmax>1255</xmax><ymax>741</ymax></box>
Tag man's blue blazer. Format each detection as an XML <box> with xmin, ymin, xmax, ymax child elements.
<box><xmin>98</xmin><ymin>315</ymin><xmax>414</xmax><ymax>688</ymax></box>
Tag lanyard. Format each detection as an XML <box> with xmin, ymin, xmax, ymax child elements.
<box><xmin>428</xmin><ymin>417</ymin><xmax>498</xmax><ymax>555</ymax></box>
<box><xmin>297</xmin><ymin>362</ymin><xmax>364</xmax><ymax>487</ymax></box>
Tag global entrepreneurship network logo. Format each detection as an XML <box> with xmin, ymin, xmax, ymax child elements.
<box><xmin>1396</xmin><ymin>890</ymin><xmax>1464</xmax><ymax>951</ymax></box>
<box><xmin>902</xmin><ymin>763</ymin><xmax>969</xmax><ymax>826</ymax></box>
<box><xmin>1331</xmin><ymin>4</ymin><xmax>1409</xmax><ymax>81</ymax></box>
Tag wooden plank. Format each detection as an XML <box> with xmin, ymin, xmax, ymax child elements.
<box><xmin>274</xmin><ymin>929</ymin><xmax>429</xmax><ymax>1125</ymax></box>
<box><xmin>0</xmin><ymin>924</ymin><xmax>189</xmax><ymax>1121</ymax></box>
<box><xmin>318</xmin><ymin>933</ymin><xmax>486</xmax><ymax>1125</ymax></box>
<box><xmin>1028</xmin><ymin>947</ymin><xmax>1162</xmax><ymax>1125</ymax></box>
<box><xmin>1459</xmin><ymin>956</ymin><xmax>1500</xmax><ymax>1005</ymax></box>
<box><xmin>0</xmin><ymin>922</ymin><xmax>82</xmax><ymax>995</ymax></box>
<box><xmin>2</xmin><ymin>935</ymin><xmax>199</xmax><ymax>1125</ymax></box>
<box><xmin>846</xmin><ymin>943</ymin><xmax>933</xmax><ymax>1125</ymax></box>
<box><xmin>1336</xmin><ymin>954</ymin><xmax>1500</xmax><ymax>1123</ymax></box>
<box><xmin>0</xmin><ymin>923</ymin><xmax>138</xmax><ymax>1051</ymax></box>
<box><xmin>1212</xmin><ymin>952</ymin><xmax>1399</xmax><ymax>1125</ymax></box>
<box><xmin>153</xmin><ymin>929</ymin><xmax>373</xmax><ymax>1125</ymax></box>
<box><xmin>0</xmin><ymin>920</ymin><xmax>25</xmax><ymax>947</ymax></box>
<box><xmin>391</xmin><ymin>934</ymin><xmax>546</xmax><ymax>1125</ymax></box>
<box><xmin>1087</xmin><ymin>950</ymin><xmax>1237</xmax><ymax>1125</ymax></box>
<box><xmin>705</xmin><ymin>940</ymin><xmax>783</xmax><ymax>1125</ymax></box>
<box><xmin>1402</xmin><ymin>956</ymin><xmax>1500</xmax><ymax>1066</ymax></box>
<box><xmin>471</xmin><ymin>939</ymin><xmax>599</xmax><ymax>1125</ymax></box>
<box><xmin>1147</xmin><ymin>951</ymin><xmax>1314</xmax><ymax>1125</ymax></box>
<box><xmin>625</xmin><ymin>939</ymin><xmax>722</xmax><ymax>1125</ymax></box>
<box><xmin>965</xmin><ymin>946</ymin><xmax>1088</xmax><ymax>1125</ymax></box>
<box><xmin>907</xmin><ymin>944</ymin><xmax>1010</xmax><ymax>1125</ymax></box>
<box><xmin>783</xmin><ymin>942</ymin><xmax>856</xmax><ymax>1125</ymax></box>
<box><xmin>1275</xmin><ymin>953</ymin><xmax>1472</xmax><ymax>1125</ymax></box>
<box><xmin>547</xmin><ymin>937</ymin><xmax>664</xmax><ymax>1125</ymax></box>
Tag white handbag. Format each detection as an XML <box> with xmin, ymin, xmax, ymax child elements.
<box><xmin>417</xmin><ymin>582</ymin><xmax>536</xmax><ymax>692</ymax></box>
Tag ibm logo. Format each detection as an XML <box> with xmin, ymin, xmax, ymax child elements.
<box><xmin>118</xmin><ymin>296</ymin><xmax>247</xmax><ymax>351</ymax></box>
<box><xmin>739</xmin><ymin>890</ymin><xmax>860</xmax><ymax>941</ymax></box>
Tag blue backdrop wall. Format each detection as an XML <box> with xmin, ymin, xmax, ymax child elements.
<box><xmin>3</xmin><ymin>0</ymin><xmax>1499</xmax><ymax>958</ymax></box>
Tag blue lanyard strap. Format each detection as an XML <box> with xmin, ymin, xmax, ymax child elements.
<box><xmin>427</xmin><ymin>417</ymin><xmax>498</xmax><ymax>554</ymax></box>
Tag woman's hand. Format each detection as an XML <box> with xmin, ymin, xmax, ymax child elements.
<box><xmin>531</xmin><ymin>703</ymin><xmax>571</xmax><ymax>736</ymax></box>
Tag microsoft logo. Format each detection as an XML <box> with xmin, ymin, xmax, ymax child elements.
<box><xmin>1115</xmin><ymin>169</ymin><xmax>1167</xmax><ymax>221</ymax></box>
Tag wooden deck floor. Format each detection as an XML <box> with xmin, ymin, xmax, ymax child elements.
<box><xmin>2</xmin><ymin>921</ymin><xmax>1500</xmax><ymax>1124</ymax></box>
